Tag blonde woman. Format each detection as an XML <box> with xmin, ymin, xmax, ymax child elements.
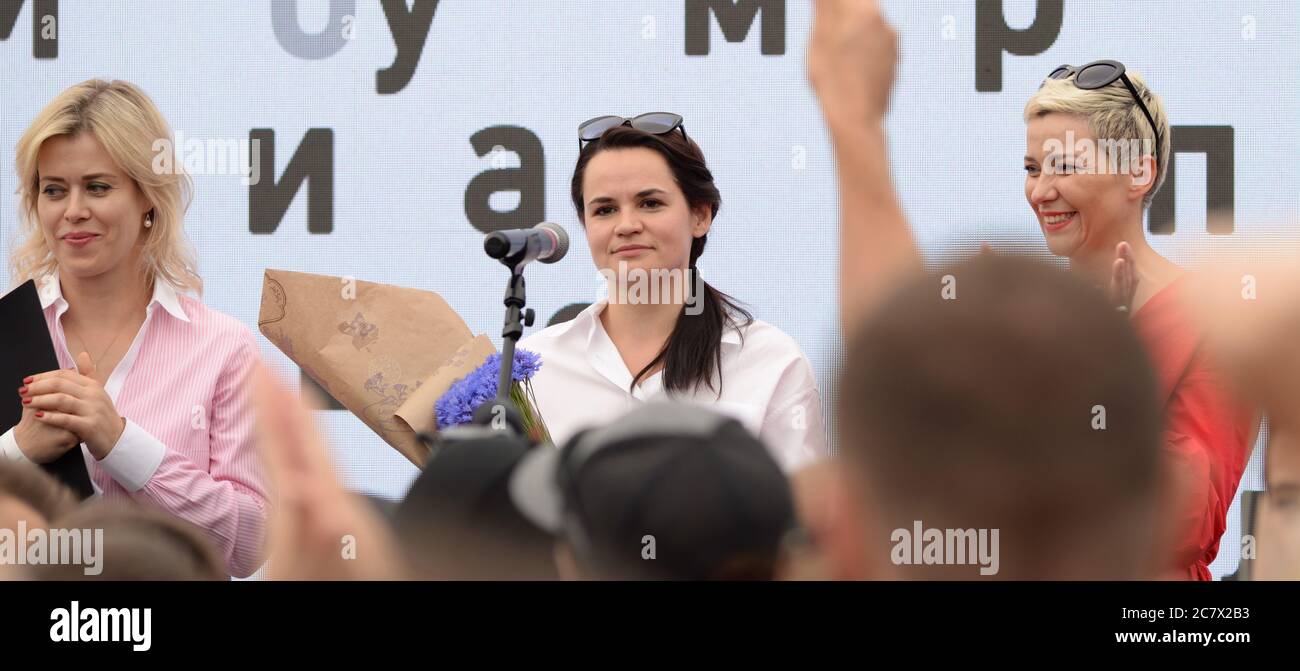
<box><xmin>2</xmin><ymin>79</ymin><xmax>268</xmax><ymax>577</ymax></box>
<box><xmin>1023</xmin><ymin>64</ymin><xmax>1256</xmax><ymax>580</ymax></box>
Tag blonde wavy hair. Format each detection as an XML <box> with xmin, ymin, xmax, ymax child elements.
<box><xmin>10</xmin><ymin>79</ymin><xmax>201</xmax><ymax>294</ymax></box>
<box><xmin>1024</xmin><ymin>69</ymin><xmax>1171</xmax><ymax>209</ymax></box>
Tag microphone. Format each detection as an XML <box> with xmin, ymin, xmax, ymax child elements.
<box><xmin>483</xmin><ymin>222</ymin><xmax>569</xmax><ymax>265</ymax></box>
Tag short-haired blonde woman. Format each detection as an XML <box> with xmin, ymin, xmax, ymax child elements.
<box><xmin>2</xmin><ymin>79</ymin><xmax>268</xmax><ymax>577</ymax></box>
<box><xmin>1023</xmin><ymin>61</ymin><xmax>1257</xmax><ymax>580</ymax></box>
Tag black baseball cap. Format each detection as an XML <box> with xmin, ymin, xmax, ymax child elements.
<box><xmin>394</xmin><ymin>428</ymin><xmax>558</xmax><ymax>580</ymax></box>
<box><xmin>509</xmin><ymin>403</ymin><xmax>797</xmax><ymax>580</ymax></box>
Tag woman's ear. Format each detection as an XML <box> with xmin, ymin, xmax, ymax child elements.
<box><xmin>691</xmin><ymin>204</ymin><xmax>713</xmax><ymax>238</ymax></box>
<box><xmin>137</xmin><ymin>188</ymin><xmax>156</xmax><ymax>224</ymax></box>
<box><xmin>1127</xmin><ymin>154</ymin><xmax>1158</xmax><ymax>203</ymax></box>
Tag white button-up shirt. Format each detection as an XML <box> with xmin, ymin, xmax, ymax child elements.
<box><xmin>518</xmin><ymin>301</ymin><xmax>826</xmax><ymax>472</ymax></box>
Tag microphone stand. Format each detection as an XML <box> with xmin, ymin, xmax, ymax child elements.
<box><xmin>418</xmin><ymin>227</ymin><xmax>565</xmax><ymax>456</ymax></box>
<box><xmin>468</xmin><ymin>249</ymin><xmax>535</xmax><ymax>438</ymax></box>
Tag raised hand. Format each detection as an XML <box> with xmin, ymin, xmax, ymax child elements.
<box><xmin>808</xmin><ymin>0</ymin><xmax>899</xmax><ymax>126</ymax></box>
<box><xmin>252</xmin><ymin>364</ymin><xmax>404</xmax><ymax>580</ymax></box>
<box><xmin>1108</xmin><ymin>241</ymin><xmax>1139</xmax><ymax>313</ymax></box>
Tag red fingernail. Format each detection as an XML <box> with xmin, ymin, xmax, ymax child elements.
<box><xmin>34</xmin><ymin>411</ymin><xmax>44</xmax><ymax>417</ymax></box>
<box><xmin>22</xmin><ymin>376</ymin><xmax>32</xmax><ymax>384</ymax></box>
<box><xmin>17</xmin><ymin>386</ymin><xmax>26</xmax><ymax>395</ymax></box>
<box><xmin>22</xmin><ymin>398</ymin><xmax>31</xmax><ymax>405</ymax></box>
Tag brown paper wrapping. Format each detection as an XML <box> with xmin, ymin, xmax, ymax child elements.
<box><xmin>393</xmin><ymin>335</ymin><xmax>498</xmax><ymax>438</ymax></box>
<box><xmin>257</xmin><ymin>269</ymin><xmax>494</xmax><ymax>467</ymax></box>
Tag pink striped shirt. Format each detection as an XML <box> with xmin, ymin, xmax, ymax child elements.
<box><xmin>0</xmin><ymin>273</ymin><xmax>269</xmax><ymax>577</ymax></box>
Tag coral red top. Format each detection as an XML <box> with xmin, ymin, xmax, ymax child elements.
<box><xmin>1132</xmin><ymin>276</ymin><xmax>1256</xmax><ymax>580</ymax></box>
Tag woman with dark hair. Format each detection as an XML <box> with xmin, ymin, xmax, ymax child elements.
<box><xmin>518</xmin><ymin>114</ymin><xmax>825</xmax><ymax>473</ymax></box>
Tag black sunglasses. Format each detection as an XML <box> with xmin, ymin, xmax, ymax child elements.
<box><xmin>577</xmin><ymin>112</ymin><xmax>687</xmax><ymax>151</ymax></box>
<box><xmin>1042</xmin><ymin>60</ymin><xmax>1162</xmax><ymax>172</ymax></box>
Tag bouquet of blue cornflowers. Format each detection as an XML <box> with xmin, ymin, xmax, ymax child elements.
<box><xmin>434</xmin><ymin>348</ymin><xmax>550</xmax><ymax>444</ymax></box>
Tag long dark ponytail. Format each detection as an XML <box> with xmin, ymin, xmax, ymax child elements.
<box><xmin>571</xmin><ymin>125</ymin><xmax>752</xmax><ymax>397</ymax></box>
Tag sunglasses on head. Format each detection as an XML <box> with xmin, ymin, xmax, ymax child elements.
<box><xmin>1042</xmin><ymin>59</ymin><xmax>1162</xmax><ymax>172</ymax></box>
<box><xmin>577</xmin><ymin>112</ymin><xmax>687</xmax><ymax>151</ymax></box>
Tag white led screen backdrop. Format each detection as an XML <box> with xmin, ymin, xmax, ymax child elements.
<box><xmin>3</xmin><ymin>1</ymin><xmax>1297</xmax><ymax>578</ymax></box>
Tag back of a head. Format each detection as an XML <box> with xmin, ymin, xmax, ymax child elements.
<box><xmin>33</xmin><ymin>503</ymin><xmax>227</xmax><ymax>581</ymax></box>
<box><xmin>838</xmin><ymin>255</ymin><xmax>1163</xmax><ymax>579</ymax></box>
<box><xmin>0</xmin><ymin>459</ymin><xmax>78</xmax><ymax>529</ymax></box>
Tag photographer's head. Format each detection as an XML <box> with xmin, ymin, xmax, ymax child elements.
<box><xmin>394</xmin><ymin>430</ymin><xmax>558</xmax><ymax>580</ymax></box>
<box><xmin>511</xmin><ymin>403</ymin><xmax>797</xmax><ymax>580</ymax></box>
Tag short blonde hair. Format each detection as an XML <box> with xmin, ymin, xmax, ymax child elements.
<box><xmin>1024</xmin><ymin>69</ymin><xmax>1171</xmax><ymax>209</ymax></box>
<box><xmin>10</xmin><ymin>79</ymin><xmax>201</xmax><ymax>294</ymax></box>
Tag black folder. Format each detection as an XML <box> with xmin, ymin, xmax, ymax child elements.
<box><xmin>0</xmin><ymin>280</ymin><xmax>94</xmax><ymax>498</ymax></box>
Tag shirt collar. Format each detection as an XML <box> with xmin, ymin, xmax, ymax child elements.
<box><xmin>721</xmin><ymin>324</ymin><xmax>742</xmax><ymax>345</ymax></box>
<box><xmin>547</xmin><ymin>299</ymin><xmax>742</xmax><ymax>345</ymax></box>
<box><xmin>543</xmin><ymin>299</ymin><xmax>605</xmax><ymax>341</ymax></box>
<box><xmin>39</xmin><ymin>272</ymin><xmax>191</xmax><ymax>323</ymax></box>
